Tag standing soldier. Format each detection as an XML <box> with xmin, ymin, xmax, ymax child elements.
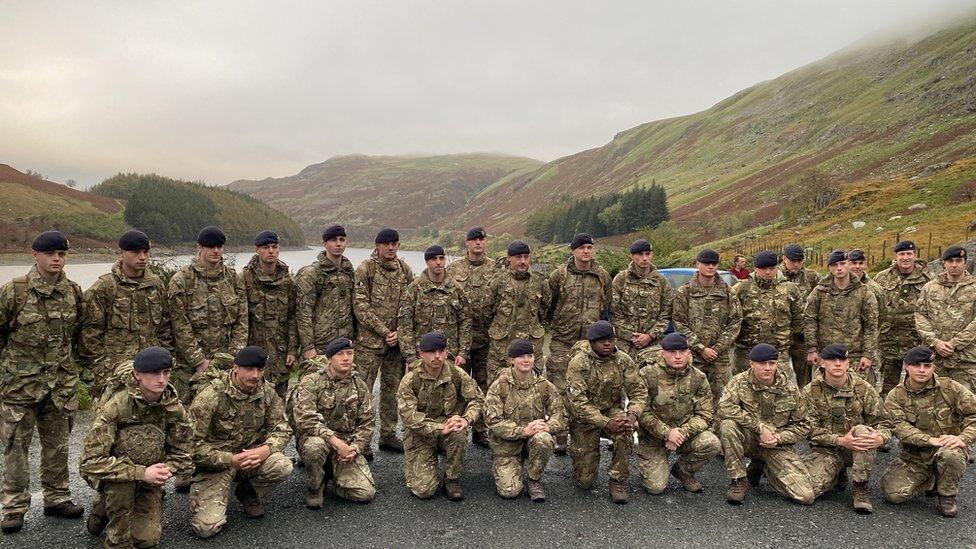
<box><xmin>397</xmin><ymin>332</ymin><xmax>483</xmax><ymax>501</ymax></box>
<box><xmin>354</xmin><ymin>228</ymin><xmax>413</xmax><ymax>453</ymax></box>
<box><xmin>80</xmin><ymin>347</ymin><xmax>193</xmax><ymax>547</ymax></box>
<box><xmin>609</xmin><ymin>238</ymin><xmax>673</xmax><ymax>360</ymax></box>
<box><xmin>882</xmin><ymin>346</ymin><xmax>976</xmax><ymax>518</ymax></box>
<box><xmin>0</xmin><ymin>231</ymin><xmax>85</xmax><ymax>534</ymax></box>
<box><xmin>672</xmin><ymin>249</ymin><xmax>742</xmax><ymax>413</ymax></box>
<box><xmin>295</xmin><ymin>225</ymin><xmax>356</xmax><ymax>362</ymax></box>
<box><xmin>730</xmin><ymin>250</ymin><xmax>803</xmax><ymax>380</ymax></box>
<box><xmin>484</xmin><ymin>339</ymin><xmax>566</xmax><ymax>502</ymax></box>
<box><xmin>566</xmin><ymin>321</ymin><xmax>647</xmax><ymax>504</ymax></box>
<box><xmin>804</xmin><ymin>250</ymin><xmax>879</xmax><ymax>386</ymax></box>
<box><xmin>780</xmin><ymin>244</ymin><xmax>820</xmax><ymax>388</ymax></box>
<box><xmin>79</xmin><ymin>230</ymin><xmax>173</xmax><ymax>401</ymax></box>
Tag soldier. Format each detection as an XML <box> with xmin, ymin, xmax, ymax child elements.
<box><xmin>730</xmin><ymin>250</ymin><xmax>802</xmax><ymax>380</ymax></box>
<box><xmin>872</xmin><ymin>241</ymin><xmax>932</xmax><ymax>397</ymax></box>
<box><xmin>780</xmin><ymin>244</ymin><xmax>820</xmax><ymax>388</ymax></box>
<box><xmin>804</xmin><ymin>250</ymin><xmax>879</xmax><ymax>386</ymax></box>
<box><xmin>79</xmin><ymin>347</ymin><xmax>193</xmax><ymax>548</ymax></box>
<box><xmin>484</xmin><ymin>339</ymin><xmax>566</xmax><ymax>502</ymax></box>
<box><xmin>566</xmin><ymin>321</ymin><xmax>647</xmax><ymax>504</ymax></box>
<box><xmin>804</xmin><ymin>344</ymin><xmax>891</xmax><ymax>514</ymax></box>
<box><xmin>187</xmin><ymin>346</ymin><xmax>293</xmax><ymax>539</ymax></box>
<box><xmin>79</xmin><ymin>230</ymin><xmax>173</xmax><ymax>401</ymax></box>
<box><xmin>396</xmin><ymin>332</ymin><xmax>483</xmax><ymax>501</ymax></box>
<box><xmin>295</xmin><ymin>224</ymin><xmax>356</xmax><ymax>362</ymax></box>
<box><xmin>719</xmin><ymin>343</ymin><xmax>813</xmax><ymax>505</ymax></box>
<box><xmin>0</xmin><ymin>231</ymin><xmax>85</xmax><ymax>534</ymax></box>
<box><xmin>846</xmin><ymin>248</ymin><xmax>886</xmax><ymax>335</ymax></box>
<box><xmin>291</xmin><ymin>337</ymin><xmax>375</xmax><ymax>509</ymax></box>
<box><xmin>354</xmin><ymin>228</ymin><xmax>414</xmax><ymax>453</ymax></box>
<box><xmin>672</xmin><ymin>249</ymin><xmax>742</xmax><ymax>413</ymax></box>
<box><xmin>882</xmin><ymin>346</ymin><xmax>976</xmax><ymax>518</ymax></box>
<box><xmin>635</xmin><ymin>333</ymin><xmax>720</xmax><ymax>495</ymax></box>
<box><xmin>609</xmin><ymin>238</ymin><xmax>674</xmax><ymax>360</ymax></box>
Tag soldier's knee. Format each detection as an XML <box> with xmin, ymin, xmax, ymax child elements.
<box><xmin>408</xmin><ymin>480</ymin><xmax>438</xmax><ymax>499</ymax></box>
<box><xmin>717</xmin><ymin>420</ymin><xmax>739</xmax><ymax>441</ymax></box>
<box><xmin>300</xmin><ymin>436</ymin><xmax>329</xmax><ymax>460</ymax></box>
<box><xmin>192</xmin><ymin>518</ymin><xmax>225</xmax><ymax>539</ymax></box>
<box><xmin>642</xmin><ymin>475</ymin><xmax>667</xmax><ymax>495</ymax></box>
<box><xmin>344</xmin><ymin>485</ymin><xmax>376</xmax><ymax>503</ymax></box>
<box><xmin>263</xmin><ymin>452</ymin><xmax>294</xmax><ymax>482</ymax></box>
<box><xmin>698</xmin><ymin>432</ymin><xmax>722</xmax><ymax>454</ymax></box>
<box><xmin>883</xmin><ymin>486</ymin><xmax>910</xmax><ymax>504</ymax></box>
<box><xmin>496</xmin><ymin>479</ymin><xmax>523</xmax><ymax>499</ymax></box>
<box><xmin>851</xmin><ymin>425</ymin><xmax>871</xmax><ymax>437</ymax></box>
<box><xmin>794</xmin><ymin>484</ymin><xmax>815</xmax><ymax>506</ymax></box>
<box><xmin>530</xmin><ymin>432</ymin><xmax>555</xmax><ymax>450</ymax></box>
<box><xmin>937</xmin><ymin>448</ymin><xmax>967</xmax><ymax>470</ymax></box>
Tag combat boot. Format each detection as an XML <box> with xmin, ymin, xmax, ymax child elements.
<box><xmin>609</xmin><ymin>480</ymin><xmax>628</xmax><ymax>504</ymax></box>
<box><xmin>1</xmin><ymin>513</ymin><xmax>24</xmax><ymax>534</ymax></box>
<box><xmin>473</xmin><ymin>430</ymin><xmax>490</xmax><ymax>448</ymax></box>
<box><xmin>746</xmin><ymin>459</ymin><xmax>764</xmax><ymax>487</ymax></box>
<box><xmin>938</xmin><ymin>495</ymin><xmax>959</xmax><ymax>518</ymax></box>
<box><xmin>835</xmin><ymin>468</ymin><xmax>848</xmax><ymax>491</ymax></box>
<box><xmin>174</xmin><ymin>470</ymin><xmax>193</xmax><ymax>493</ymax></box>
<box><xmin>86</xmin><ymin>497</ymin><xmax>108</xmax><ymax>535</ymax></box>
<box><xmin>671</xmin><ymin>463</ymin><xmax>703</xmax><ymax>493</ymax></box>
<box><xmin>554</xmin><ymin>434</ymin><xmax>568</xmax><ymax>456</ymax></box>
<box><xmin>363</xmin><ymin>447</ymin><xmax>374</xmax><ymax>462</ymax></box>
<box><xmin>379</xmin><ymin>436</ymin><xmax>404</xmax><ymax>453</ymax></box>
<box><xmin>852</xmin><ymin>481</ymin><xmax>873</xmax><ymax>514</ymax></box>
<box><xmin>443</xmin><ymin>477</ymin><xmax>465</xmax><ymax>501</ymax></box>
<box><xmin>526</xmin><ymin>479</ymin><xmax>546</xmax><ymax>503</ymax></box>
<box><xmin>726</xmin><ymin>477</ymin><xmax>748</xmax><ymax>505</ymax></box>
<box><xmin>305</xmin><ymin>483</ymin><xmax>325</xmax><ymax>510</ymax></box>
<box><xmin>234</xmin><ymin>481</ymin><xmax>265</xmax><ymax>518</ymax></box>
<box><xmin>43</xmin><ymin>500</ymin><xmax>84</xmax><ymax>518</ymax></box>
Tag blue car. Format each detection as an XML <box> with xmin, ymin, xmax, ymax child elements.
<box><xmin>658</xmin><ymin>268</ymin><xmax>738</xmax><ymax>334</ymax></box>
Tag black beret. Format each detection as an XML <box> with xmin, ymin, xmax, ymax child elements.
<box><xmin>418</xmin><ymin>331</ymin><xmax>448</xmax><ymax>352</ymax></box>
<box><xmin>507</xmin><ymin>339</ymin><xmax>535</xmax><ymax>358</ymax></box>
<box><xmin>826</xmin><ymin>249</ymin><xmax>847</xmax><ymax>265</ymax></box>
<box><xmin>819</xmin><ymin>344</ymin><xmax>848</xmax><ymax>360</ymax></box>
<box><xmin>324</xmin><ymin>337</ymin><xmax>353</xmax><ymax>358</ymax></box>
<box><xmin>903</xmin><ymin>346</ymin><xmax>934</xmax><ymax>365</ymax></box>
<box><xmin>585</xmin><ymin>320</ymin><xmax>615</xmax><ymax>341</ymax></box>
<box><xmin>374</xmin><ymin>228</ymin><xmax>399</xmax><ymax>244</ymax></box>
<box><xmin>629</xmin><ymin>239</ymin><xmax>652</xmax><ymax>254</ymax></box>
<box><xmin>943</xmin><ymin>245</ymin><xmax>967</xmax><ymax>261</ymax></box>
<box><xmin>235</xmin><ymin>345</ymin><xmax>268</xmax><ymax>367</ymax></box>
<box><xmin>466</xmin><ymin>226</ymin><xmax>487</xmax><ymax>240</ymax></box>
<box><xmin>133</xmin><ymin>346</ymin><xmax>173</xmax><ymax>373</ymax></box>
<box><xmin>197</xmin><ymin>226</ymin><xmax>226</xmax><ymax>247</ymax></box>
<box><xmin>118</xmin><ymin>230</ymin><xmax>150</xmax><ymax>252</ymax></box>
<box><xmin>570</xmin><ymin>233</ymin><xmax>594</xmax><ymax>250</ymax></box>
<box><xmin>424</xmin><ymin>245</ymin><xmax>445</xmax><ymax>261</ymax></box>
<box><xmin>894</xmin><ymin>240</ymin><xmax>916</xmax><ymax>253</ymax></box>
<box><xmin>846</xmin><ymin>249</ymin><xmax>866</xmax><ymax>262</ymax></box>
<box><xmin>754</xmin><ymin>250</ymin><xmax>777</xmax><ymax>268</ymax></box>
<box><xmin>253</xmin><ymin>230</ymin><xmax>279</xmax><ymax>247</ymax></box>
<box><xmin>661</xmin><ymin>332</ymin><xmax>689</xmax><ymax>351</ymax></box>
<box><xmin>783</xmin><ymin>244</ymin><xmax>805</xmax><ymax>261</ymax></box>
<box><xmin>31</xmin><ymin>230</ymin><xmax>69</xmax><ymax>252</ymax></box>
<box><xmin>696</xmin><ymin>249</ymin><xmax>720</xmax><ymax>264</ymax></box>
<box><xmin>748</xmin><ymin>343</ymin><xmax>779</xmax><ymax>362</ymax></box>
<box><xmin>322</xmin><ymin>224</ymin><xmax>346</xmax><ymax>242</ymax></box>
<box><xmin>507</xmin><ymin>240</ymin><xmax>530</xmax><ymax>256</ymax></box>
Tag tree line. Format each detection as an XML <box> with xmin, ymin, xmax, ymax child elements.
<box><xmin>525</xmin><ymin>183</ymin><xmax>670</xmax><ymax>243</ymax></box>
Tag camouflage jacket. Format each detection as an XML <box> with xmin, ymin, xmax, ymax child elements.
<box><xmin>168</xmin><ymin>258</ymin><xmax>248</xmax><ymax>368</ymax></box>
<box><xmin>397</xmin><ymin>363</ymin><xmax>483</xmax><ymax>438</ymax></box>
<box><xmin>353</xmin><ymin>251</ymin><xmax>413</xmax><ymax>351</ymax></box>
<box><xmin>80</xmin><ymin>381</ymin><xmax>192</xmax><ymax>482</ymax></box>
<box><xmin>885</xmin><ymin>375</ymin><xmax>976</xmax><ymax>463</ymax></box>
<box><xmin>731</xmin><ymin>272</ymin><xmax>803</xmax><ymax>350</ymax></box>
<box><xmin>671</xmin><ymin>273</ymin><xmax>742</xmax><ymax>357</ymax></box>
<box><xmin>547</xmin><ymin>258</ymin><xmax>611</xmax><ymax>344</ymax></box>
<box><xmin>446</xmin><ymin>255</ymin><xmax>499</xmax><ymax>349</ymax></box>
<box><xmin>290</xmin><ymin>360</ymin><xmax>373</xmax><ymax>454</ymax></box>
<box><xmin>295</xmin><ymin>251</ymin><xmax>356</xmax><ymax>353</ymax></box>
<box><xmin>803</xmin><ymin>371</ymin><xmax>891</xmax><ymax>449</ymax></box>
<box><xmin>636</xmin><ymin>353</ymin><xmax>713</xmax><ymax>444</ymax></box>
<box><xmin>484</xmin><ymin>367</ymin><xmax>567</xmax><ymax>440</ymax></box>
<box><xmin>718</xmin><ymin>369</ymin><xmax>810</xmax><ymax>444</ymax></box>
<box><xmin>609</xmin><ymin>262</ymin><xmax>674</xmax><ymax>345</ymax></box>
<box><xmin>189</xmin><ymin>370</ymin><xmax>292</xmax><ymax>471</ymax></box>
<box><xmin>915</xmin><ymin>273</ymin><xmax>976</xmax><ymax>364</ymax></box>
<box><xmin>803</xmin><ymin>275</ymin><xmax>879</xmax><ymax>357</ymax></box>
<box><xmin>397</xmin><ymin>270</ymin><xmax>472</xmax><ymax>362</ymax></box>
<box><xmin>873</xmin><ymin>262</ymin><xmax>932</xmax><ymax>342</ymax></box>
<box><xmin>487</xmin><ymin>269</ymin><xmax>551</xmax><ymax>342</ymax></box>
<box><xmin>241</xmin><ymin>255</ymin><xmax>299</xmax><ymax>383</ymax></box>
<box><xmin>779</xmin><ymin>266</ymin><xmax>819</xmax><ymax>298</ymax></box>
<box><xmin>566</xmin><ymin>341</ymin><xmax>647</xmax><ymax>429</ymax></box>
<box><xmin>0</xmin><ymin>267</ymin><xmax>83</xmax><ymax>409</ymax></box>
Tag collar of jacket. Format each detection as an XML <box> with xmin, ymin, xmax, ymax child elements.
<box><xmin>246</xmin><ymin>254</ymin><xmax>290</xmax><ymax>284</ymax></box>
<box><xmin>503</xmin><ymin>366</ymin><xmax>542</xmax><ymax>389</ymax></box>
<box><xmin>316</xmin><ymin>251</ymin><xmax>353</xmax><ymax>274</ymax></box>
<box><xmin>370</xmin><ymin>250</ymin><xmax>402</xmax><ymax>271</ymax></box>
<box><xmin>813</xmin><ymin>370</ymin><xmax>856</xmax><ymax>397</ymax></box>
<box><xmin>687</xmin><ymin>272</ymin><xmax>728</xmax><ymax>295</ymax></box>
<box><xmin>190</xmin><ymin>258</ymin><xmax>230</xmax><ymax>281</ymax></box>
<box><xmin>751</xmin><ymin>271</ymin><xmax>784</xmax><ymax>289</ymax></box>
<box><xmin>416</xmin><ymin>270</ymin><xmax>450</xmax><ymax>292</ymax></box>
<box><xmin>565</xmin><ymin>256</ymin><xmax>603</xmax><ymax>277</ymax></box>
<box><xmin>902</xmin><ymin>374</ymin><xmax>939</xmax><ymax>395</ymax></box>
<box><xmin>662</xmin><ymin>361</ymin><xmax>690</xmax><ymax>378</ymax></box>
<box><xmin>111</xmin><ymin>260</ymin><xmax>160</xmax><ymax>289</ymax></box>
<box><xmin>26</xmin><ymin>265</ymin><xmax>71</xmax><ymax>296</ymax></box>
<box><xmin>816</xmin><ymin>274</ymin><xmax>862</xmax><ymax>295</ymax></box>
<box><xmin>937</xmin><ymin>271</ymin><xmax>975</xmax><ymax>287</ymax></box>
<box><xmin>417</xmin><ymin>362</ymin><xmax>455</xmax><ymax>384</ymax></box>
<box><xmin>627</xmin><ymin>262</ymin><xmax>660</xmax><ymax>282</ymax></box>
<box><xmin>225</xmin><ymin>371</ymin><xmax>266</xmax><ymax>402</ymax></box>
<box><xmin>128</xmin><ymin>379</ymin><xmax>182</xmax><ymax>411</ymax></box>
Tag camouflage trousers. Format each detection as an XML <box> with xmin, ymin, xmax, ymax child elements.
<box><xmin>731</xmin><ymin>345</ymin><xmax>795</xmax><ymax>383</ymax></box>
<box><xmin>882</xmin><ymin>447</ymin><xmax>968</xmax><ymax>502</ymax></box>
<box><xmin>462</xmin><ymin>345</ymin><xmax>490</xmax><ymax>437</ymax></box>
<box><xmin>718</xmin><ymin>419</ymin><xmax>814</xmax><ymax>504</ymax></box>
<box><xmin>635</xmin><ymin>431</ymin><xmax>720</xmax><ymax>494</ymax></box>
<box><xmin>490</xmin><ymin>432</ymin><xmax>555</xmax><ymax>498</ymax></box>
<box><xmin>879</xmin><ymin>338</ymin><xmax>916</xmax><ymax>397</ymax></box>
<box><xmin>545</xmin><ymin>339</ymin><xmax>576</xmax><ymax>402</ymax></box>
<box><xmin>692</xmin><ymin>350</ymin><xmax>730</xmax><ymax>417</ymax></box>
<box><xmin>847</xmin><ymin>354</ymin><xmax>879</xmax><ymax>390</ymax></box>
<box><xmin>102</xmin><ymin>480</ymin><xmax>163</xmax><ymax>548</ymax></box>
<box><xmin>0</xmin><ymin>396</ymin><xmax>72</xmax><ymax>514</ymax></box>
<box><xmin>791</xmin><ymin>341</ymin><xmax>812</xmax><ymax>390</ymax></box>
<box><xmin>487</xmin><ymin>335</ymin><xmax>544</xmax><ymax>384</ymax></box>
<box><xmin>171</xmin><ymin>364</ymin><xmax>199</xmax><ymax>406</ymax></box>
<box><xmin>569</xmin><ymin>420</ymin><xmax>633</xmax><ymax>488</ymax></box>
<box><xmin>806</xmin><ymin>426</ymin><xmax>876</xmax><ymax>498</ymax></box>
<box><xmin>356</xmin><ymin>346</ymin><xmax>405</xmax><ymax>441</ymax></box>
<box><xmin>403</xmin><ymin>430</ymin><xmax>467</xmax><ymax>499</ymax></box>
<box><xmin>936</xmin><ymin>362</ymin><xmax>976</xmax><ymax>394</ymax></box>
<box><xmin>189</xmin><ymin>452</ymin><xmax>293</xmax><ymax>539</ymax></box>
<box><xmin>298</xmin><ymin>435</ymin><xmax>375</xmax><ymax>502</ymax></box>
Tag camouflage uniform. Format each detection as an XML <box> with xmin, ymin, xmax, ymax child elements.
<box><xmin>168</xmin><ymin>259</ymin><xmax>248</xmax><ymax>404</ymax></box>
<box><xmin>79</xmin><ymin>261</ymin><xmax>173</xmax><ymax>400</ymax></box>
<box><xmin>79</xmin><ymin>378</ymin><xmax>192</xmax><ymax>548</ymax></box>
<box><xmin>882</xmin><ymin>375</ymin><xmax>976</xmax><ymax>502</ymax></box>
<box><xmin>803</xmin><ymin>371</ymin><xmax>891</xmax><ymax>497</ymax></box>
<box><xmin>803</xmin><ymin>276</ymin><xmax>880</xmax><ymax>386</ymax></box>
<box><xmin>187</xmin><ymin>371</ymin><xmax>293</xmax><ymax>538</ymax></box>
<box><xmin>446</xmin><ymin>255</ymin><xmax>498</xmax><ymax>394</ymax></box>
<box><xmin>566</xmin><ymin>341</ymin><xmax>647</xmax><ymax>488</ymax></box>
<box><xmin>718</xmin><ymin>369</ymin><xmax>814</xmax><ymax>504</ymax></box>
<box><xmin>294</xmin><ymin>251</ymin><xmax>356</xmax><ymax>356</ymax></box>
<box><xmin>873</xmin><ymin>263</ymin><xmax>932</xmax><ymax>396</ymax></box>
<box><xmin>483</xmin><ymin>367</ymin><xmax>567</xmax><ymax>497</ymax></box>
<box><xmin>780</xmin><ymin>267</ymin><xmax>820</xmax><ymax>388</ymax></box>
<box><xmin>609</xmin><ymin>262</ymin><xmax>674</xmax><ymax>360</ymax></box>
<box><xmin>730</xmin><ymin>272</ymin><xmax>803</xmax><ymax>380</ymax></box>
<box><xmin>485</xmin><ymin>268</ymin><xmax>551</xmax><ymax>382</ymax></box>
<box><xmin>915</xmin><ymin>273</ymin><xmax>976</xmax><ymax>392</ymax></box>
<box><xmin>635</xmin><ymin>353</ymin><xmax>719</xmax><ymax>494</ymax></box>
<box><xmin>397</xmin><ymin>270</ymin><xmax>472</xmax><ymax>364</ymax></box>
<box><xmin>289</xmin><ymin>358</ymin><xmax>375</xmax><ymax>502</ymax></box>
<box><xmin>353</xmin><ymin>251</ymin><xmax>413</xmax><ymax>442</ymax></box>
<box><xmin>396</xmin><ymin>363</ymin><xmax>483</xmax><ymax>498</ymax></box>
<box><xmin>241</xmin><ymin>255</ymin><xmax>299</xmax><ymax>396</ymax></box>
<box><xmin>0</xmin><ymin>267</ymin><xmax>83</xmax><ymax>516</ymax></box>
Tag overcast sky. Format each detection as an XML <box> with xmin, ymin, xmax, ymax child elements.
<box><xmin>1</xmin><ymin>1</ymin><xmax>973</xmax><ymax>187</ymax></box>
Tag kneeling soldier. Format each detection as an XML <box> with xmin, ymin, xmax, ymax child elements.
<box><xmin>882</xmin><ymin>346</ymin><xmax>976</xmax><ymax>517</ymax></box>
<box><xmin>636</xmin><ymin>333</ymin><xmax>720</xmax><ymax>495</ymax></box>
<box><xmin>80</xmin><ymin>347</ymin><xmax>192</xmax><ymax>548</ymax></box>
<box><xmin>291</xmin><ymin>337</ymin><xmax>375</xmax><ymax>509</ymax></box>
<box><xmin>484</xmin><ymin>339</ymin><xmax>567</xmax><ymax>502</ymax></box>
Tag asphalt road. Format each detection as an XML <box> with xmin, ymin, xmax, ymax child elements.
<box><xmin>2</xmin><ymin>411</ymin><xmax>975</xmax><ymax>549</ymax></box>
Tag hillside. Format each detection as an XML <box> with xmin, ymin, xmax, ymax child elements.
<box><xmin>228</xmin><ymin>153</ymin><xmax>542</xmax><ymax>241</ymax></box>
